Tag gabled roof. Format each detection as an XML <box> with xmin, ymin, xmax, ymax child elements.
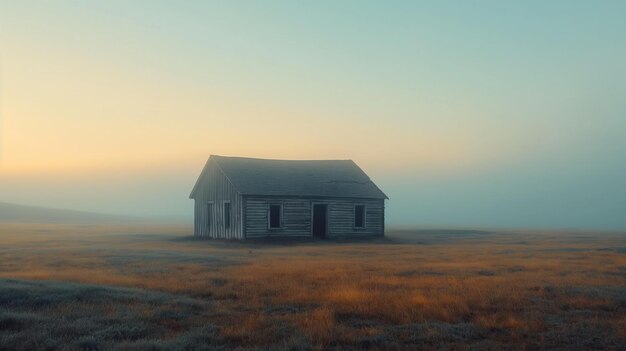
<box><xmin>190</xmin><ymin>155</ymin><xmax>388</xmax><ymax>200</ymax></box>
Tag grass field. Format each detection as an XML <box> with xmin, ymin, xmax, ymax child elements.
<box><xmin>0</xmin><ymin>223</ymin><xmax>625</xmax><ymax>350</ymax></box>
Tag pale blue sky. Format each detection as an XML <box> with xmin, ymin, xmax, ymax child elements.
<box><xmin>0</xmin><ymin>1</ymin><xmax>625</xmax><ymax>229</ymax></box>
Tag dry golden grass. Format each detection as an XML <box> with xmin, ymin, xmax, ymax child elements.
<box><xmin>0</xmin><ymin>223</ymin><xmax>625</xmax><ymax>349</ymax></box>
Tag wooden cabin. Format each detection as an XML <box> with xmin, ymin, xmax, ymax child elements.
<box><xmin>189</xmin><ymin>155</ymin><xmax>388</xmax><ymax>239</ymax></box>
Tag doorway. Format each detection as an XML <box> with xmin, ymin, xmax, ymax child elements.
<box><xmin>312</xmin><ymin>204</ymin><xmax>327</xmax><ymax>238</ymax></box>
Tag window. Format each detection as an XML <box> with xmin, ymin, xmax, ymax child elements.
<box><xmin>207</xmin><ymin>202</ymin><xmax>213</xmax><ymax>232</ymax></box>
<box><xmin>224</xmin><ymin>202</ymin><xmax>231</xmax><ymax>229</ymax></box>
<box><xmin>269</xmin><ymin>204</ymin><xmax>282</xmax><ymax>229</ymax></box>
<box><xmin>354</xmin><ymin>205</ymin><xmax>365</xmax><ymax>228</ymax></box>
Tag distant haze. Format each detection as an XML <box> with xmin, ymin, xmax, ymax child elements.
<box><xmin>1</xmin><ymin>1</ymin><xmax>625</xmax><ymax>230</ymax></box>
<box><xmin>0</xmin><ymin>202</ymin><xmax>145</xmax><ymax>224</ymax></box>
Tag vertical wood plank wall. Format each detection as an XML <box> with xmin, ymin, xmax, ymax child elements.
<box><xmin>193</xmin><ymin>161</ymin><xmax>243</xmax><ymax>239</ymax></box>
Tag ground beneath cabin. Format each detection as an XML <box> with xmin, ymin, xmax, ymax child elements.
<box><xmin>0</xmin><ymin>223</ymin><xmax>625</xmax><ymax>350</ymax></box>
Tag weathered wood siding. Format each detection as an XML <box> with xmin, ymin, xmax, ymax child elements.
<box><xmin>193</xmin><ymin>161</ymin><xmax>243</xmax><ymax>239</ymax></box>
<box><xmin>326</xmin><ymin>199</ymin><xmax>385</xmax><ymax>237</ymax></box>
<box><xmin>244</xmin><ymin>197</ymin><xmax>312</xmax><ymax>238</ymax></box>
<box><xmin>243</xmin><ymin>197</ymin><xmax>385</xmax><ymax>238</ymax></box>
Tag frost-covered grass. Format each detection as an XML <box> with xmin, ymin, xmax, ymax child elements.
<box><xmin>0</xmin><ymin>223</ymin><xmax>625</xmax><ymax>350</ymax></box>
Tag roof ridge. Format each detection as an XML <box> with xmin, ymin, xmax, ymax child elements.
<box><xmin>192</xmin><ymin>155</ymin><xmax>388</xmax><ymax>200</ymax></box>
<box><xmin>211</xmin><ymin>154</ymin><xmax>354</xmax><ymax>162</ymax></box>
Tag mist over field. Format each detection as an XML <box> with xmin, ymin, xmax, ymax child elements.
<box><xmin>0</xmin><ymin>0</ymin><xmax>626</xmax><ymax>351</ymax></box>
<box><xmin>0</xmin><ymin>2</ymin><xmax>625</xmax><ymax>348</ymax></box>
<box><xmin>2</xmin><ymin>151</ymin><xmax>626</xmax><ymax>229</ymax></box>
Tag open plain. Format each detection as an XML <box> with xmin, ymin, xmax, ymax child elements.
<box><xmin>0</xmin><ymin>223</ymin><xmax>625</xmax><ymax>350</ymax></box>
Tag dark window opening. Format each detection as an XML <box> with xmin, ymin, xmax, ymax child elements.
<box><xmin>313</xmin><ymin>204</ymin><xmax>327</xmax><ymax>238</ymax></box>
<box><xmin>269</xmin><ymin>204</ymin><xmax>281</xmax><ymax>229</ymax></box>
<box><xmin>354</xmin><ymin>205</ymin><xmax>365</xmax><ymax>228</ymax></box>
<box><xmin>224</xmin><ymin>202</ymin><xmax>231</xmax><ymax>229</ymax></box>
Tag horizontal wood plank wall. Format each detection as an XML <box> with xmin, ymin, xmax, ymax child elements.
<box><xmin>193</xmin><ymin>161</ymin><xmax>242</xmax><ymax>239</ymax></box>
<box><xmin>245</xmin><ymin>197</ymin><xmax>312</xmax><ymax>238</ymax></box>
<box><xmin>327</xmin><ymin>199</ymin><xmax>385</xmax><ymax>237</ymax></box>
<box><xmin>244</xmin><ymin>197</ymin><xmax>385</xmax><ymax>238</ymax></box>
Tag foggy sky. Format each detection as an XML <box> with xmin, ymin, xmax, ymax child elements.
<box><xmin>1</xmin><ymin>1</ymin><xmax>625</xmax><ymax>230</ymax></box>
